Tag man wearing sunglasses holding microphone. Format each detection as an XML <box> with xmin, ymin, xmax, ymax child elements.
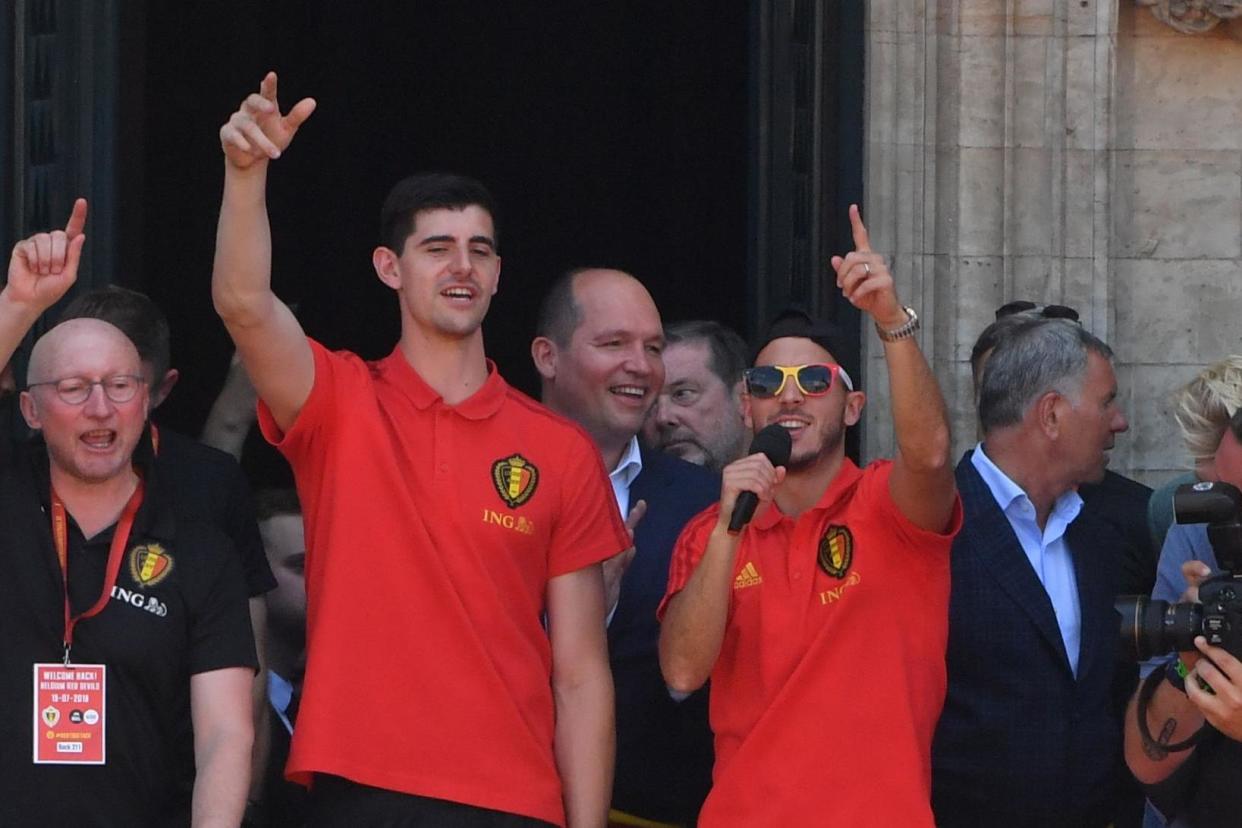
<box><xmin>658</xmin><ymin>206</ymin><xmax>961</xmax><ymax>826</ymax></box>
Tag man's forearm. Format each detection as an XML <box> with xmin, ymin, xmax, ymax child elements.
<box><xmin>881</xmin><ymin>333</ymin><xmax>951</xmax><ymax>474</ymax></box>
<box><xmin>1124</xmin><ymin>679</ymin><xmax>1203</xmax><ymax>784</ymax></box>
<box><xmin>554</xmin><ymin>669</ymin><xmax>614</xmax><ymax>828</ymax></box>
<box><xmin>659</xmin><ymin>524</ymin><xmax>738</xmax><ymax>693</ymax></box>
<box><xmin>247</xmin><ymin>597</ymin><xmax>270</xmax><ymax>802</ymax></box>
<box><xmin>0</xmin><ymin>290</ymin><xmax>43</xmax><ymax>375</ymax></box>
<box><xmin>191</xmin><ymin>724</ymin><xmax>253</xmax><ymax>828</ymax></box>
<box><xmin>212</xmin><ymin>166</ymin><xmax>276</xmax><ymax>328</ymax></box>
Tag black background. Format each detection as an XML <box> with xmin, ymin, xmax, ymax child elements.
<box><xmin>130</xmin><ymin>0</ymin><xmax>751</xmax><ymax>462</ymax></box>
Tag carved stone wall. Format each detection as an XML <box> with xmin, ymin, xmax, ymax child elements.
<box><xmin>863</xmin><ymin>0</ymin><xmax>1121</xmax><ymax>466</ymax></box>
<box><xmin>1137</xmin><ymin>0</ymin><xmax>1242</xmax><ymax>34</ymax></box>
<box><xmin>863</xmin><ymin>0</ymin><xmax>1242</xmax><ymax>485</ymax></box>
<box><xmin>1112</xmin><ymin>5</ymin><xmax>1242</xmax><ymax>482</ymax></box>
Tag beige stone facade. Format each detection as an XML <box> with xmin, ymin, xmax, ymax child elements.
<box><xmin>864</xmin><ymin>0</ymin><xmax>1242</xmax><ymax>486</ymax></box>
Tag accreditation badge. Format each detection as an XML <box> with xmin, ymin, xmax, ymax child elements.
<box><xmin>33</xmin><ymin>663</ymin><xmax>106</xmax><ymax>764</ymax></box>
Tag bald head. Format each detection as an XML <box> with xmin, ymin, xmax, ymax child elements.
<box><xmin>20</xmin><ymin>318</ymin><xmax>150</xmax><ymax>488</ymax></box>
<box><xmin>536</xmin><ymin>267</ymin><xmax>652</xmax><ymax>346</ymax></box>
<box><xmin>27</xmin><ymin>318</ymin><xmax>142</xmax><ymax>386</ymax></box>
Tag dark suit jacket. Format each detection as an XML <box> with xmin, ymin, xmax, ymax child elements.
<box><xmin>932</xmin><ymin>453</ymin><xmax>1132</xmax><ymax>828</ymax></box>
<box><xmin>1080</xmin><ymin>469</ymin><xmax>1156</xmax><ymax>598</ymax></box>
<box><xmin>608</xmin><ymin>447</ymin><xmax>718</xmax><ymax>823</ymax></box>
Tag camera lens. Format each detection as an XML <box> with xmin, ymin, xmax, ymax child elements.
<box><xmin>1115</xmin><ymin>595</ymin><xmax>1203</xmax><ymax>661</ymax></box>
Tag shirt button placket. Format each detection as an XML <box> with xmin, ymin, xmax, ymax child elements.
<box><xmin>434</xmin><ymin>408</ymin><xmax>450</xmax><ymax>479</ymax></box>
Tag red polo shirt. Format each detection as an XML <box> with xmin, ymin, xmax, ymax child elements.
<box><xmin>259</xmin><ymin>340</ymin><xmax>628</xmax><ymax>826</ymax></box>
<box><xmin>660</xmin><ymin>459</ymin><xmax>961</xmax><ymax>827</ymax></box>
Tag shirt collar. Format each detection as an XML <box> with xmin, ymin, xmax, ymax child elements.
<box><xmin>610</xmin><ymin>435</ymin><xmax>644</xmax><ymax>490</ymax></box>
<box><xmin>970</xmin><ymin>442</ymin><xmax>1082</xmax><ymax>519</ymax></box>
<box><xmin>268</xmin><ymin>670</ymin><xmax>293</xmax><ymax>713</ymax></box>
<box><xmin>751</xmin><ymin>457</ymin><xmax>864</xmax><ymax>531</ymax></box>
<box><xmin>378</xmin><ymin>350</ymin><xmax>507</xmax><ymax>420</ymax></box>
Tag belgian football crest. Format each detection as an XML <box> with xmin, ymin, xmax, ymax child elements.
<box><xmin>129</xmin><ymin>543</ymin><xmax>173</xmax><ymax>587</ymax></box>
<box><xmin>492</xmin><ymin>454</ymin><xmax>539</xmax><ymax>508</ymax></box>
<box><xmin>817</xmin><ymin>525</ymin><xmax>853</xmax><ymax>579</ymax></box>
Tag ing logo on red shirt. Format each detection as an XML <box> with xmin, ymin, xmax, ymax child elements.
<box><xmin>491</xmin><ymin>454</ymin><xmax>539</xmax><ymax>508</ymax></box>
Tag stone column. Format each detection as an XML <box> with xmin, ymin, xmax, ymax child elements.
<box><xmin>863</xmin><ymin>0</ymin><xmax>1123</xmax><ymax>468</ymax></box>
<box><xmin>1110</xmin><ymin>7</ymin><xmax>1242</xmax><ymax>482</ymax></box>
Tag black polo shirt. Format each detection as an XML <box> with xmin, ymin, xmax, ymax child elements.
<box><xmin>0</xmin><ymin>443</ymin><xmax>257</xmax><ymax>827</ymax></box>
<box><xmin>152</xmin><ymin>425</ymin><xmax>276</xmax><ymax>597</ymax></box>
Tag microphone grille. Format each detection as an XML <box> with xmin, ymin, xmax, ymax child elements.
<box><xmin>749</xmin><ymin>423</ymin><xmax>792</xmax><ymax>467</ymax></box>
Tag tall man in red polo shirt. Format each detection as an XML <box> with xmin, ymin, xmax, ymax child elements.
<box><xmin>212</xmin><ymin>73</ymin><xmax>628</xmax><ymax>827</ymax></box>
<box><xmin>658</xmin><ymin>207</ymin><xmax>961</xmax><ymax>826</ymax></box>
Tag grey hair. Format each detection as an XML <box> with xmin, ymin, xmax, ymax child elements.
<box><xmin>978</xmin><ymin>318</ymin><xmax>1114</xmax><ymax>432</ymax></box>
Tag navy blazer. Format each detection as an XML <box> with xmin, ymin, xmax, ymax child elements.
<box><xmin>608</xmin><ymin>447</ymin><xmax>718</xmax><ymax>823</ymax></box>
<box><xmin>932</xmin><ymin>452</ymin><xmax>1132</xmax><ymax>828</ymax></box>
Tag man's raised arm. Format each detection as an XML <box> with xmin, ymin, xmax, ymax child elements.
<box><xmin>1</xmin><ymin>199</ymin><xmax>88</xmax><ymax>367</ymax></box>
<box><xmin>831</xmin><ymin>205</ymin><xmax>955</xmax><ymax>533</ymax></box>
<box><xmin>212</xmin><ymin>72</ymin><xmax>317</xmax><ymax>432</ymax></box>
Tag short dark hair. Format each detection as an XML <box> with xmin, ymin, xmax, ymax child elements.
<box><xmin>59</xmin><ymin>286</ymin><xmax>171</xmax><ymax>380</ymax></box>
<box><xmin>379</xmin><ymin>172</ymin><xmax>499</xmax><ymax>253</ymax></box>
<box><xmin>978</xmin><ymin>317</ymin><xmax>1114</xmax><ymax>432</ymax></box>
<box><xmin>752</xmin><ymin>307</ymin><xmax>849</xmax><ymax>366</ymax></box>
<box><xmin>254</xmin><ymin>488</ymin><xmax>301</xmax><ymax>522</ymax></box>
<box><xmin>969</xmin><ymin>312</ymin><xmax>1040</xmax><ymax>382</ymax></box>
<box><xmin>534</xmin><ymin>268</ymin><xmax>590</xmax><ymax>347</ymax></box>
<box><xmin>665</xmin><ymin>320</ymin><xmax>749</xmax><ymax>387</ymax></box>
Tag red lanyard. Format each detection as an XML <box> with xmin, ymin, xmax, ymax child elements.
<box><xmin>50</xmin><ymin>480</ymin><xmax>145</xmax><ymax>666</ymax></box>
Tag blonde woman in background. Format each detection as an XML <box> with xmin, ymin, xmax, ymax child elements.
<box><xmin>1146</xmin><ymin>356</ymin><xmax>1242</xmax><ymax>552</ymax></box>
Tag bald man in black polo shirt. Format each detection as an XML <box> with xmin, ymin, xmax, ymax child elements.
<box><xmin>0</xmin><ymin>202</ymin><xmax>257</xmax><ymax>825</ymax></box>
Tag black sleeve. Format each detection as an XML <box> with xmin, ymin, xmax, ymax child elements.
<box><xmin>186</xmin><ymin>526</ymin><xmax>260</xmax><ymax>676</ymax></box>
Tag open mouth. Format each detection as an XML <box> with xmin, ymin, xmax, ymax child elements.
<box><xmin>773</xmin><ymin>416</ymin><xmax>811</xmax><ymax>439</ymax></box>
<box><xmin>440</xmin><ymin>285</ymin><xmax>477</xmax><ymax>303</ymax></box>
<box><xmin>80</xmin><ymin>429</ymin><xmax>118</xmax><ymax>451</ymax></box>
<box><xmin>610</xmin><ymin>384</ymin><xmax>648</xmax><ymax>405</ymax></box>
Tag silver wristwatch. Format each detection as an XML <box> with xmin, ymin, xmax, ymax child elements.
<box><xmin>875</xmin><ymin>306</ymin><xmax>920</xmax><ymax>342</ymax></box>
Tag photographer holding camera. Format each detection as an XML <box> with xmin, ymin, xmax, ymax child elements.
<box><xmin>1125</xmin><ymin>410</ymin><xmax>1242</xmax><ymax>827</ymax></box>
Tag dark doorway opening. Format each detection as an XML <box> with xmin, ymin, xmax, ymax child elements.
<box><xmin>129</xmin><ymin>1</ymin><xmax>752</xmax><ymax>461</ymax></box>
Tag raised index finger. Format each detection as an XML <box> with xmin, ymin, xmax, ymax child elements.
<box><xmin>64</xmin><ymin>198</ymin><xmax>88</xmax><ymax>239</ymax></box>
<box><xmin>259</xmin><ymin>71</ymin><xmax>279</xmax><ymax>104</ymax></box>
<box><xmin>848</xmin><ymin>203</ymin><xmax>871</xmax><ymax>253</ymax></box>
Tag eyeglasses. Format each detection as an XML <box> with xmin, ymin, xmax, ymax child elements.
<box><xmin>27</xmin><ymin>375</ymin><xmax>146</xmax><ymax>405</ymax></box>
<box><xmin>743</xmin><ymin>363</ymin><xmax>854</xmax><ymax>399</ymax></box>
<box><xmin>995</xmin><ymin>300</ymin><xmax>1080</xmax><ymax>322</ymax></box>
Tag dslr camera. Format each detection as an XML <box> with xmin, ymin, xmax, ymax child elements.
<box><xmin>1117</xmin><ymin>481</ymin><xmax>1242</xmax><ymax>660</ymax></box>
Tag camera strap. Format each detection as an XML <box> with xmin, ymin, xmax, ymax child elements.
<box><xmin>1136</xmin><ymin>664</ymin><xmax>1211</xmax><ymax>755</ymax></box>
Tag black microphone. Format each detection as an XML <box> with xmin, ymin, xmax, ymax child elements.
<box><xmin>727</xmin><ymin>424</ymin><xmax>792</xmax><ymax>535</ymax></box>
